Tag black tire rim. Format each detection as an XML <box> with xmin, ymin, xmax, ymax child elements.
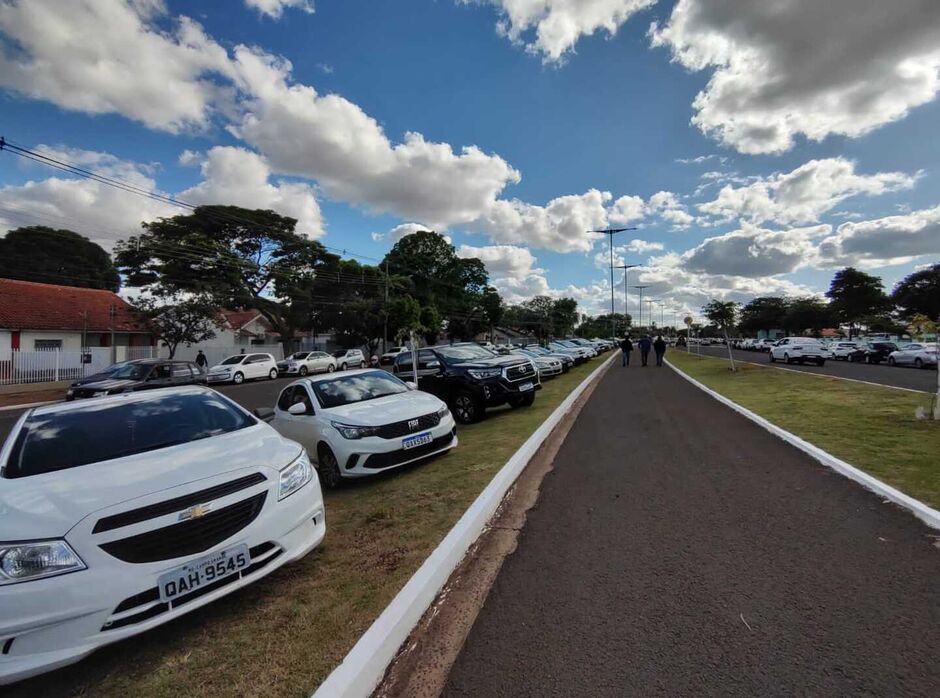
<box><xmin>454</xmin><ymin>395</ymin><xmax>475</xmax><ymax>422</ymax></box>
<box><xmin>319</xmin><ymin>449</ymin><xmax>342</xmax><ymax>488</ymax></box>
<box><xmin>328</xmin><ymin>364</ymin><xmax>335</xmax><ymax>373</ymax></box>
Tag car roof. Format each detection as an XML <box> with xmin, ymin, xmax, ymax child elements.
<box><xmin>25</xmin><ymin>385</ymin><xmax>219</xmax><ymax>418</ymax></box>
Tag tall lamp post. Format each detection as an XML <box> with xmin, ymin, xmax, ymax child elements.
<box><xmin>645</xmin><ymin>300</ymin><xmax>658</xmax><ymax>330</ymax></box>
<box><xmin>632</xmin><ymin>285</ymin><xmax>649</xmax><ymax>329</ymax></box>
<box><xmin>590</xmin><ymin>227</ymin><xmax>637</xmax><ymax>339</ymax></box>
<box><xmin>615</xmin><ymin>264</ymin><xmax>639</xmax><ymax>335</ymax></box>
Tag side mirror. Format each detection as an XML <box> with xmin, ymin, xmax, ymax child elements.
<box><xmin>253</xmin><ymin>407</ymin><xmax>275</xmax><ymax>423</ymax></box>
<box><xmin>405</xmin><ymin>381</ymin><xmax>417</xmax><ymax>390</ymax></box>
<box><xmin>288</xmin><ymin>402</ymin><xmax>310</xmax><ymax>416</ymax></box>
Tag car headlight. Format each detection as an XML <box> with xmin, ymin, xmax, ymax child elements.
<box><xmin>0</xmin><ymin>540</ymin><xmax>86</xmax><ymax>584</ymax></box>
<box><xmin>331</xmin><ymin>421</ymin><xmax>379</xmax><ymax>439</ymax></box>
<box><xmin>436</xmin><ymin>404</ymin><xmax>450</xmax><ymax>420</ymax></box>
<box><xmin>467</xmin><ymin>368</ymin><xmax>501</xmax><ymax>380</ymax></box>
<box><xmin>279</xmin><ymin>451</ymin><xmax>314</xmax><ymax>500</ymax></box>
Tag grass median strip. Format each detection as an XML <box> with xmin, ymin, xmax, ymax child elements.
<box><xmin>10</xmin><ymin>359</ymin><xmax>604</xmax><ymax>698</ymax></box>
<box><xmin>669</xmin><ymin>351</ymin><xmax>940</xmax><ymax>509</ymax></box>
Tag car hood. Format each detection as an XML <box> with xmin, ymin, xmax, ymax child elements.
<box><xmin>452</xmin><ymin>355</ymin><xmax>528</xmax><ymax>370</ymax></box>
<box><xmin>0</xmin><ymin>424</ymin><xmax>300</xmax><ymax>540</ymax></box>
<box><xmin>71</xmin><ymin>378</ymin><xmax>141</xmax><ymax>392</ymax></box>
<box><xmin>322</xmin><ymin>390</ymin><xmax>444</xmax><ymax>425</ymax></box>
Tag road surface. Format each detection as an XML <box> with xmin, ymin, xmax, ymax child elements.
<box><xmin>694</xmin><ymin>344</ymin><xmax>936</xmax><ymax>393</ymax></box>
<box><xmin>444</xmin><ymin>361</ymin><xmax>940</xmax><ymax>696</ymax></box>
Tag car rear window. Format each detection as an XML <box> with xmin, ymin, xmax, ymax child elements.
<box><xmin>3</xmin><ymin>392</ymin><xmax>255</xmax><ymax>478</ymax></box>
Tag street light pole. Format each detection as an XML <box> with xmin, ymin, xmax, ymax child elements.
<box><xmin>645</xmin><ymin>300</ymin><xmax>658</xmax><ymax>330</ymax></box>
<box><xmin>615</xmin><ymin>264</ymin><xmax>639</xmax><ymax>334</ymax></box>
<box><xmin>632</xmin><ymin>285</ymin><xmax>649</xmax><ymax>329</ymax></box>
<box><xmin>590</xmin><ymin>227</ymin><xmax>637</xmax><ymax>339</ymax></box>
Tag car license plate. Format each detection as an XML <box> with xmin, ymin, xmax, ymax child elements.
<box><xmin>157</xmin><ymin>544</ymin><xmax>250</xmax><ymax>602</ymax></box>
<box><xmin>519</xmin><ymin>382</ymin><xmax>534</xmax><ymax>392</ymax></box>
<box><xmin>402</xmin><ymin>432</ymin><xmax>433</xmax><ymax>450</ymax></box>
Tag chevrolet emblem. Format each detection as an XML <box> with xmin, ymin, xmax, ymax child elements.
<box><xmin>179</xmin><ymin>502</ymin><xmax>213</xmax><ymax>521</ymax></box>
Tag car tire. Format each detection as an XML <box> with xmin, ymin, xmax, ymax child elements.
<box><xmin>360</xmin><ymin>361</ymin><xmax>367</xmax><ymax>369</ymax></box>
<box><xmin>452</xmin><ymin>391</ymin><xmax>483</xmax><ymax>424</ymax></box>
<box><xmin>341</xmin><ymin>362</ymin><xmax>348</xmax><ymax>371</ymax></box>
<box><xmin>914</xmin><ymin>358</ymin><xmax>923</xmax><ymax>369</ymax></box>
<box><xmin>769</xmin><ymin>354</ymin><xmax>776</xmax><ymax>363</ymax></box>
<box><xmin>784</xmin><ymin>353</ymin><xmax>791</xmax><ymax>364</ymax></box>
<box><xmin>509</xmin><ymin>392</ymin><xmax>536</xmax><ymax>408</ymax></box>
<box><xmin>233</xmin><ymin>371</ymin><xmax>244</xmax><ymax>384</ymax></box>
<box><xmin>888</xmin><ymin>357</ymin><xmax>896</xmax><ymax>367</ymax></box>
<box><xmin>327</xmin><ymin>364</ymin><xmax>335</xmax><ymax>373</ymax></box>
<box><xmin>269</xmin><ymin>368</ymin><xmax>278</xmax><ymax>380</ymax></box>
<box><xmin>317</xmin><ymin>444</ymin><xmax>343</xmax><ymax>489</ymax></box>
<box><xmin>299</xmin><ymin>366</ymin><xmax>308</xmax><ymax>376</ymax></box>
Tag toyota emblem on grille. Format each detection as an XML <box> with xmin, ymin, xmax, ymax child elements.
<box><xmin>179</xmin><ymin>502</ymin><xmax>213</xmax><ymax>521</ymax></box>
<box><xmin>408</xmin><ymin>418</ymin><xmax>420</xmax><ymax>430</ymax></box>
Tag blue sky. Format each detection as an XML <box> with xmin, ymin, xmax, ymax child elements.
<box><xmin>1</xmin><ymin>0</ymin><xmax>939</xmax><ymax>323</ymax></box>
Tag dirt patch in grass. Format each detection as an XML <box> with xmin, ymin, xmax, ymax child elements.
<box><xmin>669</xmin><ymin>351</ymin><xmax>940</xmax><ymax>509</ymax></box>
<box><xmin>9</xmin><ymin>360</ymin><xmax>605</xmax><ymax>698</ymax></box>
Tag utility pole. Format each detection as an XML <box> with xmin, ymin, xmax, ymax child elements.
<box><xmin>589</xmin><ymin>227</ymin><xmax>637</xmax><ymax>339</ymax></box>
<box><xmin>615</xmin><ymin>264</ymin><xmax>639</xmax><ymax>335</ymax></box>
<box><xmin>645</xmin><ymin>300</ymin><xmax>658</xmax><ymax>329</ymax></box>
<box><xmin>632</xmin><ymin>285</ymin><xmax>649</xmax><ymax>329</ymax></box>
<box><xmin>109</xmin><ymin>304</ymin><xmax>116</xmax><ymax>365</ymax></box>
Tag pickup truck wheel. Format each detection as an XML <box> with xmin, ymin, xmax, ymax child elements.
<box><xmin>317</xmin><ymin>445</ymin><xmax>343</xmax><ymax>489</ymax></box>
<box><xmin>452</xmin><ymin>392</ymin><xmax>482</xmax><ymax>424</ymax></box>
<box><xmin>914</xmin><ymin>357</ymin><xmax>924</xmax><ymax>369</ymax></box>
<box><xmin>299</xmin><ymin>365</ymin><xmax>308</xmax><ymax>376</ymax></box>
<box><xmin>508</xmin><ymin>392</ymin><xmax>535</xmax><ymax>408</ymax></box>
<box><xmin>233</xmin><ymin>371</ymin><xmax>244</xmax><ymax>384</ymax></box>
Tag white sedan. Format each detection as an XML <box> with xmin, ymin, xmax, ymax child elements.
<box><xmin>0</xmin><ymin>387</ymin><xmax>324</xmax><ymax>685</ymax></box>
<box><xmin>277</xmin><ymin>351</ymin><xmax>336</xmax><ymax>376</ymax></box>
<box><xmin>271</xmin><ymin>369</ymin><xmax>457</xmax><ymax>488</ymax></box>
<box><xmin>769</xmin><ymin>337</ymin><xmax>828</xmax><ymax>365</ymax></box>
<box><xmin>207</xmin><ymin>353</ymin><xmax>279</xmax><ymax>384</ymax></box>
<box><xmin>888</xmin><ymin>343</ymin><xmax>938</xmax><ymax>368</ymax></box>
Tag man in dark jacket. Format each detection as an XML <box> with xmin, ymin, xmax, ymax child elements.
<box><xmin>638</xmin><ymin>335</ymin><xmax>652</xmax><ymax>366</ymax></box>
<box><xmin>653</xmin><ymin>335</ymin><xmax>667</xmax><ymax>366</ymax></box>
<box><xmin>195</xmin><ymin>350</ymin><xmax>208</xmax><ymax>371</ymax></box>
<box><xmin>620</xmin><ymin>336</ymin><xmax>633</xmax><ymax>366</ymax></box>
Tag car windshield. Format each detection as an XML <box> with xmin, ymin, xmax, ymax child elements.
<box><xmin>436</xmin><ymin>344</ymin><xmax>496</xmax><ymax>365</ymax></box>
<box><xmin>311</xmin><ymin>371</ymin><xmax>408</xmax><ymax>408</ymax></box>
<box><xmin>3</xmin><ymin>392</ymin><xmax>255</xmax><ymax>478</ymax></box>
<box><xmin>108</xmin><ymin>363</ymin><xmax>150</xmax><ymax>380</ymax></box>
<box><xmin>220</xmin><ymin>355</ymin><xmax>245</xmax><ymax>365</ymax></box>
<box><xmin>290</xmin><ymin>352</ymin><xmax>310</xmax><ymax>360</ymax></box>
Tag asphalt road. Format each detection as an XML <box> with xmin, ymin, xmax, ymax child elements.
<box><xmin>693</xmin><ymin>344</ymin><xmax>937</xmax><ymax>393</ymax></box>
<box><xmin>443</xmin><ymin>361</ymin><xmax>940</xmax><ymax>696</ymax></box>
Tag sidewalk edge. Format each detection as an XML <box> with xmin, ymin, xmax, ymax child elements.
<box><xmin>666</xmin><ymin>358</ymin><xmax>940</xmax><ymax>531</ymax></box>
<box><xmin>312</xmin><ymin>353</ymin><xmax>618</xmax><ymax>698</ymax></box>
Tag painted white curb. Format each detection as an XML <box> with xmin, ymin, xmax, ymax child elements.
<box><xmin>313</xmin><ymin>352</ymin><xmax>618</xmax><ymax>698</ymax></box>
<box><xmin>666</xmin><ymin>358</ymin><xmax>940</xmax><ymax>531</ymax></box>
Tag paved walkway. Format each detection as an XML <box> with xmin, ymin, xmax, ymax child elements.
<box><xmin>444</xmin><ymin>361</ymin><xmax>940</xmax><ymax>696</ymax></box>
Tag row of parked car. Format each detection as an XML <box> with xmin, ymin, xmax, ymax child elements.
<box><xmin>0</xmin><ymin>339</ymin><xmax>611</xmax><ymax>684</ymax></box>
<box><xmin>729</xmin><ymin>337</ymin><xmax>938</xmax><ymax>368</ymax></box>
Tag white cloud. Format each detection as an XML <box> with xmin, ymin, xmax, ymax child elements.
<box><xmin>244</xmin><ymin>0</ymin><xmax>315</xmax><ymax>20</ymax></box>
<box><xmin>0</xmin><ymin>0</ymin><xmax>234</xmax><ymax>132</ymax></box>
<box><xmin>817</xmin><ymin>205</ymin><xmax>940</xmax><ymax>268</ymax></box>
<box><xmin>608</xmin><ymin>194</ymin><xmax>645</xmax><ymax>224</ymax></box>
<box><xmin>458</xmin><ymin>243</ymin><xmax>554</xmax><ymax>303</ymax></box>
<box><xmin>384</xmin><ymin>222</ymin><xmax>433</xmax><ymax>243</ymax></box>
<box><xmin>675</xmin><ymin>154</ymin><xmax>726</xmax><ymax>165</ymax></box>
<box><xmin>683</xmin><ymin>224</ymin><xmax>829</xmax><ymax>277</ymax></box>
<box><xmin>646</xmin><ymin>190</ymin><xmax>694</xmax><ymax>229</ymax></box>
<box><xmin>651</xmin><ymin>0</ymin><xmax>940</xmax><ymax>154</ymax></box>
<box><xmin>178</xmin><ymin>146</ymin><xmax>324</xmax><ymax>237</ymax></box>
<box><xmin>178</xmin><ymin>149</ymin><xmax>202</xmax><ymax>166</ymax></box>
<box><xmin>697</xmin><ymin>158</ymin><xmax>915</xmax><ymax>226</ymax></box>
<box><xmin>474</xmin><ymin>0</ymin><xmax>656</xmax><ymax>63</ymax></box>
<box><xmin>624</xmin><ymin>238</ymin><xmax>664</xmax><ymax>254</ymax></box>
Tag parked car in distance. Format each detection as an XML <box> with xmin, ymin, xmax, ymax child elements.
<box><xmin>392</xmin><ymin>343</ymin><xmax>540</xmax><ymax>424</ymax></box>
<box><xmin>754</xmin><ymin>338</ymin><xmax>778</xmax><ymax>352</ymax></box>
<box><xmin>523</xmin><ymin>344</ymin><xmax>573</xmax><ymax>372</ymax></box>
<box><xmin>277</xmin><ymin>351</ymin><xmax>335</xmax><ymax>376</ymax></box>
<box><xmin>0</xmin><ymin>387</ymin><xmax>324</xmax><ymax>685</ymax></box>
<box><xmin>888</xmin><ymin>343</ymin><xmax>938</xmax><ymax>368</ymax></box>
<box><xmin>379</xmin><ymin>346</ymin><xmax>409</xmax><ymax>367</ymax></box>
<box><xmin>66</xmin><ymin>359</ymin><xmax>206</xmax><ymax>400</ymax></box>
<box><xmin>769</xmin><ymin>337</ymin><xmax>828</xmax><ymax>365</ymax></box>
<box><xmin>207</xmin><ymin>353</ymin><xmax>279</xmax><ymax>384</ymax></box>
<box><xmin>830</xmin><ymin>341</ymin><xmax>863</xmax><ymax>361</ymax></box>
<box><xmin>332</xmin><ymin>349</ymin><xmax>367</xmax><ymax>371</ymax></box>
<box><xmin>512</xmin><ymin>348</ymin><xmax>563</xmax><ymax>378</ymax></box>
<box><xmin>548</xmin><ymin>340</ymin><xmax>591</xmax><ymax>363</ymax></box>
<box><xmin>271</xmin><ymin>370</ymin><xmax>457</xmax><ymax>488</ymax></box>
<box><xmin>856</xmin><ymin>341</ymin><xmax>899</xmax><ymax>365</ymax></box>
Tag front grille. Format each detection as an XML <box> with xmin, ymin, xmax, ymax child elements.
<box><xmin>505</xmin><ymin>363</ymin><xmax>536</xmax><ymax>382</ymax></box>
<box><xmin>99</xmin><ymin>492</ymin><xmax>267</xmax><ymax>563</ymax></box>
<box><xmin>363</xmin><ymin>431</ymin><xmax>455</xmax><ymax>470</ymax></box>
<box><xmin>373</xmin><ymin>411</ymin><xmax>441</xmax><ymax>439</ymax></box>
<box><xmin>94</xmin><ymin>473</ymin><xmax>267</xmax><ymax>533</ymax></box>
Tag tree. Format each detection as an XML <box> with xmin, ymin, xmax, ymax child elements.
<box><xmin>420</xmin><ymin>305</ymin><xmax>442</xmax><ymax>346</ymax></box>
<box><xmin>907</xmin><ymin>313</ymin><xmax>937</xmax><ymax>339</ymax></box>
<box><xmin>892</xmin><ymin>263</ymin><xmax>940</xmax><ymax>321</ymax></box>
<box><xmin>702</xmin><ymin>299</ymin><xmax>738</xmax><ymax>371</ymax></box>
<box><xmin>387</xmin><ymin>295</ymin><xmax>423</xmax><ymax>344</ymax></box>
<box><xmin>738</xmin><ymin>296</ymin><xmax>789</xmax><ymax>336</ymax></box>
<box><xmin>576</xmin><ymin>313</ymin><xmax>629</xmax><ymax>338</ymax></box>
<box><xmin>522</xmin><ymin>295</ymin><xmax>555</xmax><ymax>340</ymax></box>
<box><xmin>134</xmin><ymin>292</ymin><xmax>220</xmax><ymax>359</ymax></box>
<box><xmin>480</xmin><ymin>286</ymin><xmax>504</xmax><ymax>341</ymax></box>
<box><xmin>0</xmin><ymin>226</ymin><xmax>120</xmax><ymax>291</ymax></box>
<box><xmin>784</xmin><ymin>297</ymin><xmax>833</xmax><ymax>336</ymax></box>
<box><xmin>115</xmin><ymin>206</ymin><xmax>336</xmax><ymax>356</ymax></box>
<box><xmin>826</xmin><ymin>267</ymin><xmax>888</xmax><ymax>338</ymax></box>
<box><xmin>551</xmin><ymin>298</ymin><xmax>579</xmax><ymax>337</ymax></box>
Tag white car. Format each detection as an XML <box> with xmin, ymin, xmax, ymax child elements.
<box><xmin>0</xmin><ymin>387</ymin><xmax>324</xmax><ymax>685</ymax></box>
<box><xmin>277</xmin><ymin>351</ymin><xmax>335</xmax><ymax>376</ymax></box>
<box><xmin>830</xmin><ymin>341</ymin><xmax>863</xmax><ymax>360</ymax></box>
<box><xmin>271</xmin><ymin>370</ymin><xmax>457</xmax><ymax>488</ymax></box>
<box><xmin>769</xmin><ymin>337</ymin><xmax>828</xmax><ymax>365</ymax></box>
<box><xmin>888</xmin><ymin>343</ymin><xmax>938</xmax><ymax>369</ymax></box>
<box><xmin>207</xmin><ymin>353</ymin><xmax>279</xmax><ymax>384</ymax></box>
<box><xmin>332</xmin><ymin>348</ymin><xmax>367</xmax><ymax>371</ymax></box>
<box><xmin>379</xmin><ymin>346</ymin><xmax>409</xmax><ymax>367</ymax></box>
<box><xmin>512</xmin><ymin>349</ymin><xmax>563</xmax><ymax>378</ymax></box>
<box><xmin>548</xmin><ymin>341</ymin><xmax>592</xmax><ymax>362</ymax></box>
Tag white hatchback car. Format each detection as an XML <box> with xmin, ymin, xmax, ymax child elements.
<box><xmin>0</xmin><ymin>387</ymin><xmax>324</xmax><ymax>685</ymax></box>
<box><xmin>207</xmin><ymin>353</ymin><xmax>279</xmax><ymax>384</ymax></box>
<box><xmin>277</xmin><ymin>351</ymin><xmax>336</xmax><ymax>376</ymax></box>
<box><xmin>332</xmin><ymin>349</ymin><xmax>367</xmax><ymax>371</ymax></box>
<box><xmin>271</xmin><ymin>369</ymin><xmax>457</xmax><ymax>488</ymax></box>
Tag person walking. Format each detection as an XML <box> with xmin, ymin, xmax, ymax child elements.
<box><xmin>619</xmin><ymin>335</ymin><xmax>633</xmax><ymax>367</ymax></box>
<box><xmin>195</xmin><ymin>350</ymin><xmax>208</xmax><ymax>372</ymax></box>
<box><xmin>638</xmin><ymin>335</ymin><xmax>652</xmax><ymax>367</ymax></box>
<box><xmin>654</xmin><ymin>335</ymin><xmax>667</xmax><ymax>367</ymax></box>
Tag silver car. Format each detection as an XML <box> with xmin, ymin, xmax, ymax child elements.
<box><xmin>887</xmin><ymin>343</ymin><xmax>938</xmax><ymax>368</ymax></box>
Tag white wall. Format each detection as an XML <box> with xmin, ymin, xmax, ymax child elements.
<box><xmin>19</xmin><ymin>330</ymin><xmax>84</xmax><ymax>352</ymax></box>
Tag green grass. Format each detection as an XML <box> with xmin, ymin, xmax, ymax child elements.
<box><xmin>11</xmin><ymin>359</ymin><xmax>606</xmax><ymax>698</ymax></box>
<box><xmin>669</xmin><ymin>351</ymin><xmax>940</xmax><ymax>509</ymax></box>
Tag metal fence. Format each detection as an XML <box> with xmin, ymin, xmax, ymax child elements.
<box><xmin>0</xmin><ymin>348</ymin><xmax>114</xmax><ymax>386</ymax></box>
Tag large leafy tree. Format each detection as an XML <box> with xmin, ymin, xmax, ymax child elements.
<box><xmin>480</xmin><ymin>286</ymin><xmax>504</xmax><ymax>341</ymax></box>
<box><xmin>826</xmin><ymin>267</ymin><xmax>889</xmax><ymax>338</ymax></box>
<box><xmin>892</xmin><ymin>263</ymin><xmax>940</xmax><ymax>320</ymax></box>
<box><xmin>551</xmin><ymin>298</ymin><xmax>580</xmax><ymax>337</ymax></box>
<box><xmin>784</xmin><ymin>297</ymin><xmax>833</xmax><ymax>336</ymax></box>
<box><xmin>0</xmin><ymin>226</ymin><xmax>120</xmax><ymax>291</ymax></box>
<box><xmin>134</xmin><ymin>291</ymin><xmax>220</xmax><ymax>359</ymax></box>
<box><xmin>738</xmin><ymin>296</ymin><xmax>789</xmax><ymax>335</ymax></box>
<box><xmin>115</xmin><ymin>206</ymin><xmax>336</xmax><ymax>354</ymax></box>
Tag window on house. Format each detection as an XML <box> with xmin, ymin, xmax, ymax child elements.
<box><xmin>34</xmin><ymin>339</ymin><xmax>63</xmax><ymax>351</ymax></box>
